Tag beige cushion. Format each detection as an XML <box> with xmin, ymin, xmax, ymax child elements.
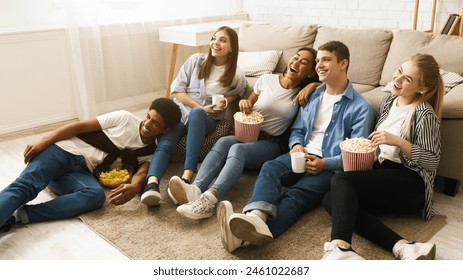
<box><xmin>361</xmin><ymin>87</ymin><xmax>389</xmax><ymax>112</ymax></box>
<box><xmin>442</xmin><ymin>83</ymin><xmax>463</xmax><ymax>119</ymax></box>
<box><xmin>313</xmin><ymin>26</ymin><xmax>393</xmax><ymax>87</ymax></box>
<box><xmin>238</xmin><ymin>50</ymin><xmax>282</xmax><ymax>77</ymax></box>
<box><xmin>239</xmin><ymin>23</ymin><xmax>318</xmax><ymax>73</ymax></box>
<box><xmin>380</xmin><ymin>29</ymin><xmax>463</xmax><ymax>85</ymax></box>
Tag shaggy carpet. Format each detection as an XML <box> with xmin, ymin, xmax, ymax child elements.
<box><xmin>79</xmin><ymin>163</ymin><xmax>447</xmax><ymax>260</ymax></box>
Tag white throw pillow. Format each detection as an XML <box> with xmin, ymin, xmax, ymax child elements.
<box><xmin>238</xmin><ymin>50</ymin><xmax>282</xmax><ymax>77</ymax></box>
<box><xmin>382</xmin><ymin>69</ymin><xmax>463</xmax><ymax>94</ymax></box>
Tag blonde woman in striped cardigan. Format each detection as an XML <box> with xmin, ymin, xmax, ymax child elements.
<box><xmin>321</xmin><ymin>53</ymin><xmax>444</xmax><ymax>260</ymax></box>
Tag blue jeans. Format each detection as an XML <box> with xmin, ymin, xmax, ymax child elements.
<box><xmin>243</xmin><ymin>153</ymin><xmax>334</xmax><ymax>238</ymax></box>
<box><xmin>184</xmin><ymin>108</ymin><xmax>217</xmax><ymax>172</ymax></box>
<box><xmin>0</xmin><ymin>144</ymin><xmax>105</xmax><ymax>226</ymax></box>
<box><xmin>193</xmin><ymin>135</ymin><xmax>282</xmax><ymax>198</ymax></box>
<box><xmin>146</xmin><ymin>122</ymin><xmax>185</xmax><ymax>181</ymax></box>
<box><xmin>146</xmin><ymin>108</ymin><xmax>217</xmax><ymax>179</ymax></box>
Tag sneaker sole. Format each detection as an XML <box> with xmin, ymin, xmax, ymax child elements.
<box><xmin>416</xmin><ymin>243</ymin><xmax>436</xmax><ymax>260</ymax></box>
<box><xmin>169</xmin><ymin>177</ymin><xmax>189</xmax><ymax>205</ymax></box>
<box><xmin>177</xmin><ymin>205</ymin><xmax>214</xmax><ymax>220</ymax></box>
<box><xmin>141</xmin><ymin>190</ymin><xmax>161</xmax><ymax>206</ymax></box>
<box><xmin>229</xmin><ymin>215</ymin><xmax>273</xmax><ymax>246</ymax></box>
<box><xmin>167</xmin><ymin>187</ymin><xmax>178</xmax><ymax>205</ymax></box>
<box><xmin>217</xmin><ymin>201</ymin><xmax>237</xmax><ymax>252</ymax></box>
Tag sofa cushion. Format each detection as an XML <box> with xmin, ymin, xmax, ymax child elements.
<box><xmin>442</xmin><ymin>83</ymin><xmax>463</xmax><ymax>119</ymax></box>
<box><xmin>313</xmin><ymin>26</ymin><xmax>393</xmax><ymax>87</ymax></box>
<box><xmin>239</xmin><ymin>23</ymin><xmax>318</xmax><ymax>73</ymax></box>
<box><xmin>238</xmin><ymin>50</ymin><xmax>282</xmax><ymax>77</ymax></box>
<box><xmin>360</xmin><ymin>87</ymin><xmax>389</xmax><ymax>112</ymax></box>
<box><xmin>380</xmin><ymin>29</ymin><xmax>463</xmax><ymax>86</ymax></box>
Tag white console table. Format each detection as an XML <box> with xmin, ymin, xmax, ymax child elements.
<box><xmin>159</xmin><ymin>20</ymin><xmax>243</xmax><ymax>97</ymax></box>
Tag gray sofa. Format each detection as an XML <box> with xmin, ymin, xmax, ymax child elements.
<box><xmin>233</xmin><ymin>22</ymin><xmax>463</xmax><ymax>196</ymax></box>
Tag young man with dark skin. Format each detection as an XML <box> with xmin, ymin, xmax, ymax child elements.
<box><xmin>0</xmin><ymin>98</ymin><xmax>181</xmax><ymax>232</ymax></box>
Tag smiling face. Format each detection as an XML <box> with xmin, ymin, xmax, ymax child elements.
<box><xmin>139</xmin><ymin>110</ymin><xmax>169</xmax><ymax>143</ymax></box>
<box><xmin>391</xmin><ymin>60</ymin><xmax>425</xmax><ymax>105</ymax></box>
<box><xmin>209</xmin><ymin>29</ymin><xmax>232</xmax><ymax>65</ymax></box>
<box><xmin>315</xmin><ymin>50</ymin><xmax>348</xmax><ymax>84</ymax></box>
<box><xmin>285</xmin><ymin>50</ymin><xmax>316</xmax><ymax>82</ymax></box>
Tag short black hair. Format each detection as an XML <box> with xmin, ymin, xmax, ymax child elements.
<box><xmin>149</xmin><ymin>98</ymin><xmax>181</xmax><ymax>129</ymax></box>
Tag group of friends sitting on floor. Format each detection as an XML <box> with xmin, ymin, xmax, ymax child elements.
<box><xmin>0</xmin><ymin>26</ymin><xmax>444</xmax><ymax>260</ymax></box>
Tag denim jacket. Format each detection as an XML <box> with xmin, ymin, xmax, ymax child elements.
<box><xmin>288</xmin><ymin>81</ymin><xmax>375</xmax><ymax>171</ymax></box>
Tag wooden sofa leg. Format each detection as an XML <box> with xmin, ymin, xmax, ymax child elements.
<box><xmin>443</xmin><ymin>177</ymin><xmax>460</xmax><ymax>197</ymax></box>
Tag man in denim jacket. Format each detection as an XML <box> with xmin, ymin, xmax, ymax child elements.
<box><xmin>218</xmin><ymin>41</ymin><xmax>376</xmax><ymax>253</ymax></box>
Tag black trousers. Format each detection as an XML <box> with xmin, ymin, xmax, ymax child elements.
<box><xmin>322</xmin><ymin>160</ymin><xmax>425</xmax><ymax>251</ymax></box>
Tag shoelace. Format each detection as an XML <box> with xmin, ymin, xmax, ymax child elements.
<box><xmin>191</xmin><ymin>195</ymin><xmax>215</xmax><ymax>212</ymax></box>
<box><xmin>144</xmin><ymin>182</ymin><xmax>160</xmax><ymax>193</ymax></box>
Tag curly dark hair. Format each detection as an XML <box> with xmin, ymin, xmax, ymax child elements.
<box><xmin>149</xmin><ymin>98</ymin><xmax>181</xmax><ymax>129</ymax></box>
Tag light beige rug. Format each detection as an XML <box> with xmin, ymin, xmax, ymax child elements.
<box><xmin>79</xmin><ymin>163</ymin><xmax>447</xmax><ymax>260</ymax></box>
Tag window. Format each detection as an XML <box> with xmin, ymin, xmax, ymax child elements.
<box><xmin>0</xmin><ymin>0</ymin><xmax>241</xmax><ymax>30</ymax></box>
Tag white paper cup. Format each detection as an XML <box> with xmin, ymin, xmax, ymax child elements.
<box><xmin>291</xmin><ymin>152</ymin><xmax>306</xmax><ymax>173</ymax></box>
<box><xmin>212</xmin><ymin>94</ymin><xmax>225</xmax><ymax>110</ymax></box>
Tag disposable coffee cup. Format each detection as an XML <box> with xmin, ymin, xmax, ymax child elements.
<box><xmin>212</xmin><ymin>94</ymin><xmax>225</xmax><ymax>110</ymax></box>
<box><xmin>291</xmin><ymin>152</ymin><xmax>306</xmax><ymax>173</ymax></box>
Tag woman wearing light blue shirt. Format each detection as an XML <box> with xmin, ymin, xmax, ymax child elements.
<box><xmin>141</xmin><ymin>26</ymin><xmax>246</xmax><ymax>207</ymax></box>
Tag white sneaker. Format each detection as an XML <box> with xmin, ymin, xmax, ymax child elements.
<box><xmin>321</xmin><ymin>241</ymin><xmax>365</xmax><ymax>260</ymax></box>
<box><xmin>167</xmin><ymin>187</ymin><xmax>178</xmax><ymax>205</ymax></box>
<box><xmin>217</xmin><ymin>201</ymin><xmax>244</xmax><ymax>252</ymax></box>
<box><xmin>141</xmin><ymin>183</ymin><xmax>161</xmax><ymax>206</ymax></box>
<box><xmin>168</xmin><ymin>176</ymin><xmax>201</xmax><ymax>205</ymax></box>
<box><xmin>177</xmin><ymin>193</ymin><xmax>216</xmax><ymax>220</ymax></box>
<box><xmin>393</xmin><ymin>242</ymin><xmax>436</xmax><ymax>260</ymax></box>
<box><xmin>229</xmin><ymin>212</ymin><xmax>273</xmax><ymax>246</ymax></box>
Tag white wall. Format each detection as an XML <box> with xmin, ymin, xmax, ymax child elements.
<box><xmin>243</xmin><ymin>0</ymin><xmax>463</xmax><ymax>32</ymax></box>
<box><xmin>2</xmin><ymin>0</ymin><xmax>463</xmax><ymax>136</ymax></box>
<box><xmin>0</xmin><ymin>29</ymin><xmax>76</xmax><ymax>135</ymax></box>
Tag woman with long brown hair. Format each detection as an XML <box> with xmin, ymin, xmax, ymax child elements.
<box><xmin>141</xmin><ymin>26</ymin><xmax>246</xmax><ymax>206</ymax></box>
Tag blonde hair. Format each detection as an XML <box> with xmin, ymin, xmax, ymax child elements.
<box><xmin>403</xmin><ymin>53</ymin><xmax>444</xmax><ymax>139</ymax></box>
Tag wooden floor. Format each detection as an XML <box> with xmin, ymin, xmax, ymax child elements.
<box><xmin>0</xmin><ymin>120</ymin><xmax>462</xmax><ymax>260</ymax></box>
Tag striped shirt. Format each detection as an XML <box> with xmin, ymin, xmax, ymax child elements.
<box><xmin>376</xmin><ymin>94</ymin><xmax>441</xmax><ymax>220</ymax></box>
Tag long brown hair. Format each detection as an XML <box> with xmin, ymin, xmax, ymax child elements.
<box><xmin>198</xmin><ymin>26</ymin><xmax>239</xmax><ymax>88</ymax></box>
<box><xmin>403</xmin><ymin>53</ymin><xmax>444</xmax><ymax>138</ymax></box>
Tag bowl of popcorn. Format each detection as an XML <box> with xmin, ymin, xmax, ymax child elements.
<box><xmin>233</xmin><ymin>111</ymin><xmax>264</xmax><ymax>143</ymax></box>
<box><xmin>96</xmin><ymin>163</ymin><xmax>133</xmax><ymax>188</ymax></box>
<box><xmin>340</xmin><ymin>138</ymin><xmax>378</xmax><ymax>171</ymax></box>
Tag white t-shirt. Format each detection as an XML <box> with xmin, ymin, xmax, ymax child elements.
<box><xmin>205</xmin><ymin>64</ymin><xmax>227</xmax><ymax>96</ymax></box>
<box><xmin>205</xmin><ymin>65</ymin><xmax>245</xmax><ymax>96</ymax></box>
<box><xmin>253</xmin><ymin>74</ymin><xmax>300</xmax><ymax>136</ymax></box>
<box><xmin>377</xmin><ymin>98</ymin><xmax>412</xmax><ymax>163</ymax></box>
<box><xmin>55</xmin><ymin>110</ymin><xmax>152</xmax><ymax>171</ymax></box>
<box><xmin>305</xmin><ymin>91</ymin><xmax>342</xmax><ymax>157</ymax></box>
